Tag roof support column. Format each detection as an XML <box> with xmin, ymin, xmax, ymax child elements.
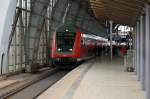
<box><xmin>109</xmin><ymin>20</ymin><xmax>113</xmax><ymax>60</ymax></box>
<box><xmin>134</xmin><ymin>26</ymin><xmax>137</xmax><ymax>75</ymax></box>
<box><xmin>140</xmin><ymin>14</ymin><xmax>146</xmax><ymax>90</ymax></box>
<box><xmin>145</xmin><ymin>3</ymin><xmax>150</xmax><ymax>99</ymax></box>
<box><xmin>136</xmin><ymin>21</ymin><xmax>140</xmax><ymax>81</ymax></box>
<box><xmin>0</xmin><ymin>0</ymin><xmax>17</xmax><ymax>74</ymax></box>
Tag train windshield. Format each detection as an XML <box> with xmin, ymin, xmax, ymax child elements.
<box><xmin>56</xmin><ymin>32</ymin><xmax>76</xmax><ymax>53</ymax></box>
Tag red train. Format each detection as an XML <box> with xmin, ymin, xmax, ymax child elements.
<box><xmin>51</xmin><ymin>25</ymin><xmax>107</xmax><ymax>65</ymax></box>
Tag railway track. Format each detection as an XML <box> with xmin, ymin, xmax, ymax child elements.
<box><xmin>0</xmin><ymin>69</ymin><xmax>70</xmax><ymax>99</ymax></box>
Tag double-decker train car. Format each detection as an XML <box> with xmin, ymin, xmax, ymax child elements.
<box><xmin>51</xmin><ymin>25</ymin><xmax>107</xmax><ymax>65</ymax></box>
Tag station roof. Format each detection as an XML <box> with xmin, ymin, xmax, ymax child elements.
<box><xmin>90</xmin><ymin>0</ymin><xmax>146</xmax><ymax>26</ymax></box>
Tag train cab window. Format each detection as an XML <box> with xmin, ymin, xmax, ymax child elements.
<box><xmin>81</xmin><ymin>39</ymin><xmax>84</xmax><ymax>48</ymax></box>
<box><xmin>56</xmin><ymin>32</ymin><xmax>76</xmax><ymax>53</ymax></box>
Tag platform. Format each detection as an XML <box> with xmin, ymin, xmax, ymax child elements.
<box><xmin>37</xmin><ymin>57</ymin><xmax>145</xmax><ymax>99</ymax></box>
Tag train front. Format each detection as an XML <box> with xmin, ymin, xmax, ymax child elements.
<box><xmin>51</xmin><ymin>26</ymin><xmax>81</xmax><ymax>65</ymax></box>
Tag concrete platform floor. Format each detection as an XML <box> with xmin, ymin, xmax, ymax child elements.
<box><xmin>37</xmin><ymin>56</ymin><xmax>145</xmax><ymax>99</ymax></box>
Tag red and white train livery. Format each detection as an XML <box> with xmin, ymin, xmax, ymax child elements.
<box><xmin>51</xmin><ymin>25</ymin><xmax>107</xmax><ymax>65</ymax></box>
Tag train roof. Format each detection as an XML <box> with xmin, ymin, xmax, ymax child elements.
<box><xmin>83</xmin><ymin>34</ymin><xmax>108</xmax><ymax>42</ymax></box>
<box><xmin>56</xmin><ymin>25</ymin><xmax>78</xmax><ymax>32</ymax></box>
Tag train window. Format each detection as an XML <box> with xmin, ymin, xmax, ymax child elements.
<box><xmin>56</xmin><ymin>32</ymin><xmax>76</xmax><ymax>53</ymax></box>
<box><xmin>81</xmin><ymin>39</ymin><xmax>84</xmax><ymax>48</ymax></box>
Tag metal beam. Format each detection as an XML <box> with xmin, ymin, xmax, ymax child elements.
<box><xmin>25</xmin><ymin>0</ymin><xmax>50</xmax><ymax>72</ymax></box>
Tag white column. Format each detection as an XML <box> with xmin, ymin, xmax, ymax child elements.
<box><xmin>145</xmin><ymin>3</ymin><xmax>150</xmax><ymax>99</ymax></box>
<box><xmin>136</xmin><ymin>21</ymin><xmax>140</xmax><ymax>81</ymax></box>
<box><xmin>109</xmin><ymin>20</ymin><xmax>113</xmax><ymax>60</ymax></box>
<box><xmin>140</xmin><ymin>15</ymin><xmax>146</xmax><ymax>90</ymax></box>
<box><xmin>0</xmin><ymin>0</ymin><xmax>17</xmax><ymax>74</ymax></box>
<box><xmin>134</xmin><ymin>26</ymin><xmax>137</xmax><ymax>75</ymax></box>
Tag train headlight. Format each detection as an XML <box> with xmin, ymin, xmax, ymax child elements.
<box><xmin>57</xmin><ymin>58</ymin><xmax>60</xmax><ymax>61</ymax></box>
<box><xmin>69</xmin><ymin>49</ymin><xmax>73</xmax><ymax>51</ymax></box>
<box><xmin>58</xmin><ymin>48</ymin><xmax>62</xmax><ymax>51</ymax></box>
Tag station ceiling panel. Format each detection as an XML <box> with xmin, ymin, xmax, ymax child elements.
<box><xmin>90</xmin><ymin>0</ymin><xmax>146</xmax><ymax>26</ymax></box>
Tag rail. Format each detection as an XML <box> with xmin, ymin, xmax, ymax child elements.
<box><xmin>0</xmin><ymin>68</ymin><xmax>58</xmax><ymax>99</ymax></box>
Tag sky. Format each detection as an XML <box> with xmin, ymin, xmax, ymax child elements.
<box><xmin>118</xmin><ymin>26</ymin><xmax>132</xmax><ymax>32</ymax></box>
